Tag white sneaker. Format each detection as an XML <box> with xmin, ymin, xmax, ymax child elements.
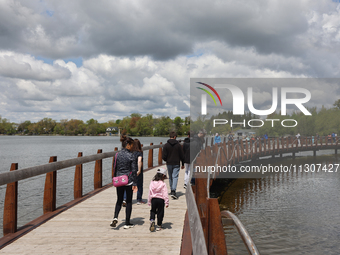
<box><xmin>110</xmin><ymin>218</ymin><xmax>118</xmax><ymax>228</ymax></box>
<box><xmin>124</xmin><ymin>224</ymin><xmax>134</xmax><ymax>229</ymax></box>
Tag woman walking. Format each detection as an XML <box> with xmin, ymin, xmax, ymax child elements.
<box><xmin>110</xmin><ymin>135</ymin><xmax>138</xmax><ymax>229</ymax></box>
<box><xmin>133</xmin><ymin>139</ymin><xmax>145</xmax><ymax>204</ymax></box>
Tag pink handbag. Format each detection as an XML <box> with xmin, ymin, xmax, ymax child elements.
<box><xmin>112</xmin><ymin>153</ymin><xmax>130</xmax><ymax>187</ymax></box>
<box><xmin>113</xmin><ymin>175</ymin><xmax>129</xmax><ymax>187</ymax></box>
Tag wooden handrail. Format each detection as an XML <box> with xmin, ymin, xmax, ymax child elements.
<box><xmin>221</xmin><ymin>210</ymin><xmax>260</xmax><ymax>255</ymax></box>
<box><xmin>0</xmin><ymin>143</ymin><xmax>166</xmax><ymax>187</ymax></box>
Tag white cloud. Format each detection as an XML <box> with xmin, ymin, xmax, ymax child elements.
<box><xmin>0</xmin><ymin>52</ymin><xmax>71</xmax><ymax>81</ymax></box>
<box><xmin>0</xmin><ymin>0</ymin><xmax>340</xmax><ymax>123</ymax></box>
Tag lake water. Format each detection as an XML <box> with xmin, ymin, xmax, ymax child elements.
<box><xmin>0</xmin><ymin>135</ymin><xmax>169</xmax><ymax>237</ymax></box>
<box><xmin>220</xmin><ymin>153</ymin><xmax>340</xmax><ymax>255</ymax></box>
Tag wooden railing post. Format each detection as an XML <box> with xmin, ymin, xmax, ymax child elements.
<box><xmin>74</xmin><ymin>152</ymin><xmax>83</xmax><ymax>199</ymax></box>
<box><xmin>264</xmin><ymin>139</ymin><xmax>267</xmax><ymax>154</ymax></box>
<box><xmin>148</xmin><ymin>143</ymin><xmax>154</xmax><ymax>168</ymax></box>
<box><xmin>208</xmin><ymin>198</ymin><xmax>228</xmax><ymax>255</ymax></box>
<box><xmin>3</xmin><ymin>163</ymin><xmax>18</xmax><ymax>236</ymax></box>
<box><xmin>195</xmin><ymin>178</ymin><xmax>208</xmax><ymax>246</ymax></box>
<box><xmin>231</xmin><ymin>140</ymin><xmax>235</xmax><ymax>164</ymax></box>
<box><xmin>240</xmin><ymin>140</ymin><xmax>245</xmax><ymax>161</ymax></box>
<box><xmin>43</xmin><ymin>156</ymin><xmax>57</xmax><ymax>214</ymax></box>
<box><xmin>158</xmin><ymin>142</ymin><xmax>163</xmax><ymax>165</ymax></box>
<box><xmin>254</xmin><ymin>140</ymin><xmax>258</xmax><ymax>158</ymax></box>
<box><xmin>94</xmin><ymin>149</ymin><xmax>102</xmax><ymax>189</ymax></box>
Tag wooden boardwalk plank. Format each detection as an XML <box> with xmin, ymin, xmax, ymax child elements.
<box><xmin>0</xmin><ymin>166</ymin><xmax>187</xmax><ymax>255</ymax></box>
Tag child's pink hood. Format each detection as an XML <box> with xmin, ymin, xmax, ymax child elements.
<box><xmin>148</xmin><ymin>180</ymin><xmax>169</xmax><ymax>206</ymax></box>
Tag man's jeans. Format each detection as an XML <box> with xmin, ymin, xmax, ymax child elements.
<box><xmin>167</xmin><ymin>165</ymin><xmax>180</xmax><ymax>192</ymax></box>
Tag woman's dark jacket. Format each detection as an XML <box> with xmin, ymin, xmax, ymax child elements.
<box><xmin>114</xmin><ymin>148</ymin><xmax>138</xmax><ymax>186</ymax></box>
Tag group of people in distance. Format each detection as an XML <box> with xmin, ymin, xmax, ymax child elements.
<box><xmin>110</xmin><ymin>131</ymin><xmax>203</xmax><ymax>232</ymax></box>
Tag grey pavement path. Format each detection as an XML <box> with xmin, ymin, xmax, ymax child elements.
<box><xmin>0</xmin><ymin>166</ymin><xmax>188</xmax><ymax>255</ymax></box>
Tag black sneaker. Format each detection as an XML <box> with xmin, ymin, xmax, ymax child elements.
<box><xmin>110</xmin><ymin>218</ymin><xmax>118</xmax><ymax>228</ymax></box>
<box><xmin>184</xmin><ymin>184</ymin><xmax>187</xmax><ymax>189</ymax></box>
<box><xmin>171</xmin><ymin>191</ymin><xmax>178</xmax><ymax>200</ymax></box>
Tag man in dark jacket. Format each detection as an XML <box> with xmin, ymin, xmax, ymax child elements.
<box><xmin>162</xmin><ymin>131</ymin><xmax>184</xmax><ymax>199</ymax></box>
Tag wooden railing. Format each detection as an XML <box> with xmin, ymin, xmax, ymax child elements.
<box><xmin>181</xmin><ymin>135</ymin><xmax>340</xmax><ymax>255</ymax></box>
<box><xmin>0</xmin><ymin>142</ymin><xmax>164</xmax><ymax>242</ymax></box>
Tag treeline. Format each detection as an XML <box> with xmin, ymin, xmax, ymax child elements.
<box><xmin>190</xmin><ymin>111</ymin><xmax>257</xmax><ymax>134</ymax></box>
<box><xmin>1</xmin><ymin>102</ymin><xmax>339</xmax><ymax>137</ymax></box>
<box><xmin>258</xmin><ymin>107</ymin><xmax>340</xmax><ymax>137</ymax></box>
<box><xmin>0</xmin><ymin>113</ymin><xmax>190</xmax><ymax>136</ymax></box>
<box><xmin>190</xmin><ymin>103</ymin><xmax>340</xmax><ymax>137</ymax></box>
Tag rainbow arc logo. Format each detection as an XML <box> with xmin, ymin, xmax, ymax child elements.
<box><xmin>196</xmin><ymin>82</ymin><xmax>223</xmax><ymax>106</ymax></box>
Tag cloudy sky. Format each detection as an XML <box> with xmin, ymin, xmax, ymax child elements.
<box><xmin>1</xmin><ymin>0</ymin><xmax>340</xmax><ymax>123</ymax></box>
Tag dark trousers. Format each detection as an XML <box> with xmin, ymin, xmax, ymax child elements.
<box><xmin>137</xmin><ymin>171</ymin><xmax>143</xmax><ymax>201</ymax></box>
<box><xmin>114</xmin><ymin>185</ymin><xmax>133</xmax><ymax>224</ymax></box>
<box><xmin>150</xmin><ymin>198</ymin><xmax>165</xmax><ymax>226</ymax></box>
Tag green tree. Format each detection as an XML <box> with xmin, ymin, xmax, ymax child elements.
<box><xmin>18</xmin><ymin>121</ymin><xmax>32</xmax><ymax>134</ymax></box>
<box><xmin>135</xmin><ymin>114</ymin><xmax>154</xmax><ymax>136</ymax></box>
<box><xmin>153</xmin><ymin>116</ymin><xmax>173</xmax><ymax>136</ymax></box>
<box><xmin>36</xmin><ymin>118</ymin><xmax>56</xmax><ymax>134</ymax></box>
<box><xmin>174</xmin><ymin>116</ymin><xmax>183</xmax><ymax>135</ymax></box>
<box><xmin>86</xmin><ymin>119</ymin><xmax>102</xmax><ymax>135</ymax></box>
<box><xmin>119</xmin><ymin>116</ymin><xmax>132</xmax><ymax>134</ymax></box>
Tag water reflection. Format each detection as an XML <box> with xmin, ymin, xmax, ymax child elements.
<box><xmin>220</xmin><ymin>154</ymin><xmax>340</xmax><ymax>255</ymax></box>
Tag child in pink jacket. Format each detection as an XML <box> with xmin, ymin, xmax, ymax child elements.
<box><xmin>148</xmin><ymin>168</ymin><xmax>169</xmax><ymax>231</ymax></box>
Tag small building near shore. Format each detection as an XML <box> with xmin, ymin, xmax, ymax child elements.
<box><xmin>106</xmin><ymin>127</ymin><xmax>119</xmax><ymax>136</ymax></box>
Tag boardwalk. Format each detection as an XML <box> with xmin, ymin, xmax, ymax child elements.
<box><xmin>0</xmin><ymin>166</ymin><xmax>187</xmax><ymax>255</ymax></box>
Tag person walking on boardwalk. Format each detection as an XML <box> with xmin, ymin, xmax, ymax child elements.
<box><xmin>296</xmin><ymin>133</ymin><xmax>301</xmax><ymax>146</ymax></box>
<box><xmin>214</xmin><ymin>133</ymin><xmax>221</xmax><ymax>146</ymax></box>
<box><xmin>133</xmin><ymin>139</ymin><xmax>145</xmax><ymax>204</ymax></box>
<box><xmin>183</xmin><ymin>132</ymin><xmax>191</xmax><ymax>189</ymax></box>
<box><xmin>162</xmin><ymin>131</ymin><xmax>185</xmax><ymax>200</ymax></box>
<box><xmin>228</xmin><ymin>132</ymin><xmax>233</xmax><ymax>142</ymax></box>
<box><xmin>332</xmin><ymin>132</ymin><xmax>336</xmax><ymax>143</ymax></box>
<box><xmin>148</xmin><ymin>168</ymin><xmax>169</xmax><ymax>232</ymax></box>
<box><xmin>110</xmin><ymin>135</ymin><xmax>138</xmax><ymax>229</ymax></box>
<box><xmin>182</xmin><ymin>131</ymin><xmax>200</xmax><ymax>189</ymax></box>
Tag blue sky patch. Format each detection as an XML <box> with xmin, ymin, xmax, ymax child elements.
<box><xmin>35</xmin><ymin>56</ymin><xmax>83</xmax><ymax>67</ymax></box>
